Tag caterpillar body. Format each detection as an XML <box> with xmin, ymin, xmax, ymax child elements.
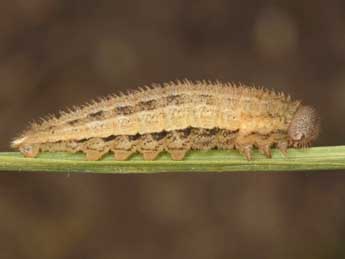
<box><xmin>11</xmin><ymin>80</ymin><xmax>320</xmax><ymax>161</ymax></box>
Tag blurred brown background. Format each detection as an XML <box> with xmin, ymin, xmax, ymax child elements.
<box><xmin>1</xmin><ymin>0</ymin><xmax>345</xmax><ymax>258</ymax></box>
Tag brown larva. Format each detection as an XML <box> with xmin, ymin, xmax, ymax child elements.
<box><xmin>11</xmin><ymin>80</ymin><xmax>320</xmax><ymax>161</ymax></box>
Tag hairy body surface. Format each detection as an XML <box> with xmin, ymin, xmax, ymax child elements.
<box><xmin>11</xmin><ymin>81</ymin><xmax>320</xmax><ymax>160</ymax></box>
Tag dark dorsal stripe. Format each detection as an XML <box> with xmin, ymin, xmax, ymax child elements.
<box><xmin>64</xmin><ymin>94</ymin><xmax>216</xmax><ymax>127</ymax></box>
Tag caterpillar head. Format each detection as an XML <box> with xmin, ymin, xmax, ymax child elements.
<box><xmin>288</xmin><ymin>105</ymin><xmax>320</xmax><ymax>148</ymax></box>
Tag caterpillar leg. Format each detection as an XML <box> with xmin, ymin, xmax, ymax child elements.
<box><xmin>236</xmin><ymin>143</ymin><xmax>254</xmax><ymax>160</ymax></box>
<box><xmin>167</xmin><ymin>149</ymin><xmax>188</xmax><ymax>160</ymax></box>
<box><xmin>234</xmin><ymin>133</ymin><xmax>257</xmax><ymax>160</ymax></box>
<box><xmin>141</xmin><ymin>150</ymin><xmax>161</xmax><ymax>160</ymax></box>
<box><xmin>111</xmin><ymin>135</ymin><xmax>138</xmax><ymax>161</ymax></box>
<box><xmin>164</xmin><ymin>129</ymin><xmax>191</xmax><ymax>160</ymax></box>
<box><xmin>84</xmin><ymin>150</ymin><xmax>108</xmax><ymax>161</ymax></box>
<box><xmin>235</xmin><ymin>132</ymin><xmax>289</xmax><ymax>160</ymax></box>
<box><xmin>138</xmin><ymin>133</ymin><xmax>165</xmax><ymax>160</ymax></box>
<box><xmin>277</xmin><ymin>141</ymin><xmax>288</xmax><ymax>156</ymax></box>
<box><xmin>82</xmin><ymin>138</ymin><xmax>110</xmax><ymax>161</ymax></box>
<box><xmin>257</xmin><ymin>143</ymin><xmax>272</xmax><ymax>158</ymax></box>
<box><xmin>235</xmin><ymin>133</ymin><xmax>275</xmax><ymax>160</ymax></box>
<box><xmin>19</xmin><ymin>144</ymin><xmax>40</xmax><ymax>158</ymax></box>
<box><xmin>256</xmin><ymin>133</ymin><xmax>288</xmax><ymax>158</ymax></box>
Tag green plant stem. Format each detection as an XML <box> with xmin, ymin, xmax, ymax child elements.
<box><xmin>0</xmin><ymin>146</ymin><xmax>344</xmax><ymax>174</ymax></box>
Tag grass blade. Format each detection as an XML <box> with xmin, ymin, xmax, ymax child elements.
<box><xmin>0</xmin><ymin>146</ymin><xmax>344</xmax><ymax>174</ymax></box>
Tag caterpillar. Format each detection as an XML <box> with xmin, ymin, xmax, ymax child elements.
<box><xmin>11</xmin><ymin>80</ymin><xmax>320</xmax><ymax>161</ymax></box>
